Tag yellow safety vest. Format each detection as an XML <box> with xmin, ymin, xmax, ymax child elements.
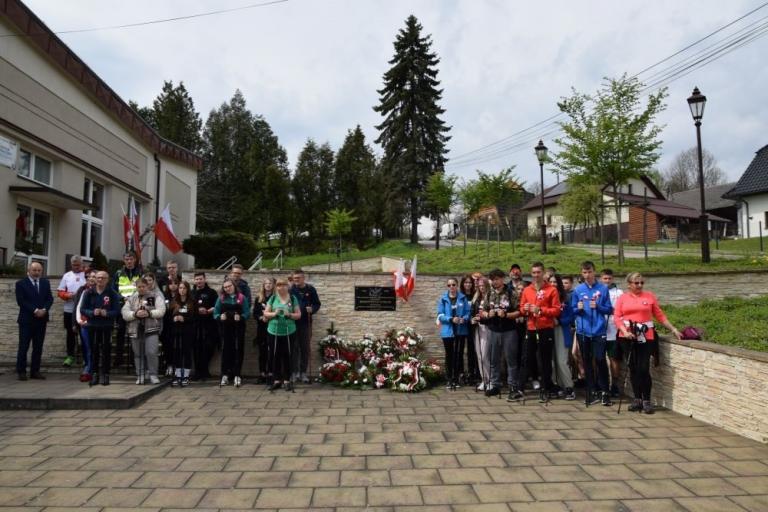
<box><xmin>117</xmin><ymin>273</ymin><xmax>139</xmax><ymax>298</ymax></box>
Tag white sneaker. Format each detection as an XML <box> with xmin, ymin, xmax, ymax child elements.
<box><xmin>135</xmin><ymin>376</ymin><xmax>144</xmax><ymax>385</ymax></box>
<box><xmin>149</xmin><ymin>375</ymin><xmax>160</xmax><ymax>385</ymax></box>
<box><xmin>533</xmin><ymin>379</ymin><xmax>541</xmax><ymax>390</ymax></box>
<box><xmin>477</xmin><ymin>382</ymin><xmax>486</xmax><ymax>391</ymax></box>
<box><xmin>234</xmin><ymin>376</ymin><xmax>241</xmax><ymax>388</ymax></box>
<box><xmin>165</xmin><ymin>367</ymin><xmax>173</xmax><ymax>377</ymax></box>
<box><xmin>220</xmin><ymin>376</ymin><xmax>229</xmax><ymax>386</ymax></box>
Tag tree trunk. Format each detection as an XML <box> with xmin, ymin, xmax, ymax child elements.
<box><xmin>613</xmin><ymin>184</ymin><xmax>624</xmax><ymax>265</ymax></box>
<box><xmin>435</xmin><ymin>214</ymin><xmax>440</xmax><ymax>250</ymax></box>
<box><xmin>410</xmin><ymin>196</ymin><xmax>419</xmax><ymax>244</ymax></box>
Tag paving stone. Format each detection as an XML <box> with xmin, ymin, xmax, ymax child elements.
<box><xmin>86</xmin><ymin>488</ymin><xmax>152</xmax><ymax>507</ymax></box>
<box><xmin>411</xmin><ymin>455</ymin><xmax>459</xmax><ymax>469</ymax></box>
<box><xmin>198</xmin><ymin>489</ymin><xmax>260</xmax><ymax>508</ymax></box>
<box><xmin>729</xmin><ymin>495</ymin><xmax>768</xmax><ymax>510</ymax></box>
<box><xmin>185</xmin><ymin>471</ymin><xmax>242</xmax><ymax>488</ymax></box>
<box><xmin>367</xmin><ymin>485</ymin><xmax>422</xmax><ymax>506</ymax></box>
<box><xmin>438</xmin><ymin>468</ymin><xmax>492</xmax><ymax>484</ymax></box>
<box><xmin>319</xmin><ymin>456</ymin><xmax>366</xmax><ymax>471</ymax></box>
<box><xmin>673</xmin><ymin>496</ymin><xmax>749</xmax><ymax>512</ymax></box>
<box><xmin>288</xmin><ymin>470</ymin><xmax>339</xmax><ymax>487</ymax></box>
<box><xmin>80</xmin><ymin>470</ymin><xmax>143</xmax><ymax>488</ymax></box>
<box><xmin>27</xmin><ymin>487</ymin><xmax>98</xmax><ymax>507</ymax></box>
<box><xmin>575</xmin><ymin>481</ymin><xmax>643</xmax><ymax>500</ymax></box>
<box><xmin>581</xmin><ymin>463</ymin><xmax>641</xmax><ymax>481</ymax></box>
<box><xmin>524</xmin><ymin>482</ymin><xmax>587</xmax><ymax>501</ymax></box>
<box><xmin>340</xmin><ymin>469</ymin><xmax>391</xmax><ymax>487</ymax></box>
<box><xmin>487</xmin><ymin>467</ymin><xmax>542</xmax><ymax>483</ymax></box>
<box><xmin>719</xmin><ymin>460</ymin><xmax>768</xmax><ymax>476</ymax></box>
<box><xmin>367</xmin><ymin>455</ymin><xmax>413</xmax><ymax>470</ymax></box>
<box><xmin>673</xmin><ymin>461</ymin><xmax>737</xmax><ymax>477</ymax></box>
<box><xmin>627</xmin><ymin>462</ymin><xmax>689</xmax><ymax>479</ymax></box>
<box><xmin>237</xmin><ymin>471</ymin><xmax>290</xmax><ymax>488</ymax></box>
<box><xmin>176</xmin><ymin>457</ymin><xmax>228</xmax><ymax>471</ymax></box>
<box><xmin>726</xmin><ymin>476</ymin><xmax>768</xmax><ymax>494</ymax></box>
<box><xmin>421</xmin><ymin>484</ymin><xmax>478</xmax><ymax>505</ymax></box>
<box><xmin>273</xmin><ymin>456</ymin><xmax>320</xmax><ymax>471</ymax></box>
<box><xmin>625</xmin><ymin>479</ymin><xmax>695</xmax><ymax>498</ymax></box>
<box><xmin>312</xmin><ymin>486</ymin><xmax>366</xmax><ymax>507</ymax></box>
<box><xmin>534</xmin><ymin>465</ymin><xmax>592</xmax><ymax>482</ymax></box>
<box><xmin>28</xmin><ymin>470</ymin><xmax>92</xmax><ymax>487</ymax></box>
<box><xmin>0</xmin><ymin>470</ymin><xmax>45</xmax><ymax>486</ymax></box>
<box><xmin>142</xmin><ymin>488</ymin><xmax>205</xmax><ymax>508</ymax></box>
<box><xmin>133</xmin><ymin>471</ymin><xmax>192</xmax><ymax>488</ymax></box>
<box><xmin>621</xmin><ymin>498</ymin><xmax>687</xmax><ymax>511</ymax></box>
<box><xmin>390</xmin><ymin>469</ymin><xmax>441</xmax><ymax>486</ymax></box>
<box><xmin>472</xmin><ymin>483</ymin><xmax>533</xmax><ymax>503</ymax></box>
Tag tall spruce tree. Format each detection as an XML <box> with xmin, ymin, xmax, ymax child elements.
<box><xmin>374</xmin><ymin>15</ymin><xmax>451</xmax><ymax>243</ymax></box>
<box><xmin>129</xmin><ymin>81</ymin><xmax>203</xmax><ymax>152</ymax></box>
<box><xmin>333</xmin><ymin>126</ymin><xmax>377</xmax><ymax>245</ymax></box>
<box><xmin>292</xmin><ymin>140</ymin><xmax>335</xmax><ymax>241</ymax></box>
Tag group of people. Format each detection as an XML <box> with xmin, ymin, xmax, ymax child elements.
<box><xmin>436</xmin><ymin>261</ymin><xmax>682</xmax><ymax>413</ymax></box>
<box><xmin>15</xmin><ymin>253</ymin><xmax>321</xmax><ymax>389</ymax></box>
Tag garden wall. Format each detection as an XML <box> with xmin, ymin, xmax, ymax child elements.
<box><xmin>652</xmin><ymin>338</ymin><xmax>768</xmax><ymax>443</ymax></box>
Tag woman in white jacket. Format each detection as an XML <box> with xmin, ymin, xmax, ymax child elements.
<box><xmin>122</xmin><ymin>277</ymin><xmax>166</xmax><ymax>384</ymax></box>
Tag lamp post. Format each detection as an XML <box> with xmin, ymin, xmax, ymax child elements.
<box><xmin>687</xmin><ymin>87</ymin><xmax>710</xmax><ymax>263</ymax></box>
<box><xmin>535</xmin><ymin>140</ymin><xmax>548</xmax><ymax>254</ymax></box>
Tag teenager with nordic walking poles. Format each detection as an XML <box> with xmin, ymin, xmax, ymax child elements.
<box><xmin>169</xmin><ymin>281</ymin><xmax>195</xmax><ymax>387</ymax></box>
<box><xmin>517</xmin><ymin>263</ymin><xmax>561</xmax><ymax>404</ymax></box>
<box><xmin>436</xmin><ymin>277</ymin><xmax>470</xmax><ymax>391</ymax></box>
<box><xmin>264</xmin><ymin>278</ymin><xmax>301</xmax><ymax>392</ymax></box>
<box><xmin>471</xmin><ymin>276</ymin><xmax>491</xmax><ymax>394</ymax></box>
<box><xmin>290</xmin><ymin>270</ymin><xmax>321</xmax><ymax>384</ymax></box>
<box><xmin>214</xmin><ymin>278</ymin><xmax>250</xmax><ymax>388</ymax></box>
<box><xmin>122</xmin><ymin>277</ymin><xmax>166</xmax><ymax>385</ymax></box>
<box><xmin>80</xmin><ymin>271</ymin><xmax>120</xmax><ymax>386</ymax></box>
<box><xmin>614</xmin><ymin>272</ymin><xmax>682</xmax><ymax>414</ymax></box>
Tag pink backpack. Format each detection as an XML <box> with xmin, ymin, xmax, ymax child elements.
<box><xmin>680</xmin><ymin>326</ymin><xmax>703</xmax><ymax>340</ymax></box>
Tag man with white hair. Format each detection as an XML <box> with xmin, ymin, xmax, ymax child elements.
<box><xmin>57</xmin><ymin>255</ymin><xmax>85</xmax><ymax>367</ymax></box>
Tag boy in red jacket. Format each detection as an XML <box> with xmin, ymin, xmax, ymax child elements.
<box><xmin>518</xmin><ymin>262</ymin><xmax>561</xmax><ymax>402</ymax></box>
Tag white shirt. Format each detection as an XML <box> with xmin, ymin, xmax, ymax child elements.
<box><xmin>606</xmin><ymin>285</ymin><xmax>624</xmax><ymax>341</ymax></box>
<box><xmin>58</xmin><ymin>270</ymin><xmax>85</xmax><ymax>313</ymax></box>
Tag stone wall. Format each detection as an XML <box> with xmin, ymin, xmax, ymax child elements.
<box><xmin>652</xmin><ymin>338</ymin><xmax>768</xmax><ymax>443</ymax></box>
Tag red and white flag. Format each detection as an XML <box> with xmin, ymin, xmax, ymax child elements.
<box><xmin>393</xmin><ymin>255</ymin><xmax>417</xmax><ymax>302</ymax></box>
<box><xmin>405</xmin><ymin>255</ymin><xmax>417</xmax><ymax>300</ymax></box>
<box><xmin>130</xmin><ymin>200</ymin><xmax>142</xmax><ymax>262</ymax></box>
<box><xmin>154</xmin><ymin>204</ymin><xmax>183</xmax><ymax>254</ymax></box>
<box><xmin>121</xmin><ymin>204</ymin><xmax>131</xmax><ymax>250</ymax></box>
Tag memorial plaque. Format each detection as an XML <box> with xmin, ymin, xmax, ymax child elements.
<box><xmin>354</xmin><ymin>286</ymin><xmax>397</xmax><ymax>311</ymax></box>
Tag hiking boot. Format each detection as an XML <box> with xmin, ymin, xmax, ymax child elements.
<box><xmin>171</xmin><ymin>378</ymin><xmax>180</xmax><ymax>387</ymax></box>
<box><xmin>63</xmin><ymin>356</ymin><xmax>74</xmax><ymax>367</ymax></box>
<box><xmin>586</xmin><ymin>391</ymin><xmax>601</xmax><ymax>406</ymax></box>
<box><xmin>485</xmin><ymin>387</ymin><xmax>500</xmax><ymax>397</ymax></box>
<box><xmin>601</xmin><ymin>392</ymin><xmax>613</xmax><ymax>407</ymax></box>
<box><xmin>628</xmin><ymin>399</ymin><xmax>643</xmax><ymax>412</ymax></box>
<box><xmin>181</xmin><ymin>377</ymin><xmax>190</xmax><ymax>387</ymax></box>
<box><xmin>507</xmin><ymin>389</ymin><xmax>524</xmax><ymax>402</ymax></box>
<box><xmin>538</xmin><ymin>391</ymin><xmax>547</xmax><ymax>403</ymax></box>
<box><xmin>564</xmin><ymin>388</ymin><xmax>576</xmax><ymax>400</ymax></box>
<box><xmin>643</xmin><ymin>400</ymin><xmax>654</xmax><ymax>414</ymax></box>
<box><xmin>268</xmin><ymin>381</ymin><xmax>282</xmax><ymax>391</ymax></box>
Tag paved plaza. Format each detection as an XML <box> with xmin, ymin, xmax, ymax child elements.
<box><xmin>1</xmin><ymin>383</ymin><xmax>767</xmax><ymax>511</ymax></box>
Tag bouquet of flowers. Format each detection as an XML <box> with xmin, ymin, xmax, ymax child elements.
<box><xmin>383</xmin><ymin>327</ymin><xmax>424</xmax><ymax>356</ymax></box>
<box><xmin>388</xmin><ymin>357</ymin><xmax>427</xmax><ymax>392</ymax></box>
<box><xmin>319</xmin><ymin>360</ymin><xmax>351</xmax><ymax>383</ymax></box>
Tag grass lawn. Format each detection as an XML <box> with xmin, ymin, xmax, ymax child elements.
<box><xmin>659</xmin><ymin>296</ymin><xmax>768</xmax><ymax>353</ymax></box>
<box><xmin>286</xmin><ymin>239</ymin><xmax>768</xmax><ymax>275</ymax></box>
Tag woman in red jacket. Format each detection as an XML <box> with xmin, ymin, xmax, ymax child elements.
<box><xmin>614</xmin><ymin>272</ymin><xmax>681</xmax><ymax>414</ymax></box>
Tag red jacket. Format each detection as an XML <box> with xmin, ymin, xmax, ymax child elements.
<box><xmin>519</xmin><ymin>282</ymin><xmax>561</xmax><ymax>330</ymax></box>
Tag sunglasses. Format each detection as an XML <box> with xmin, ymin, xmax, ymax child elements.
<box><xmin>632</xmin><ymin>281</ymin><xmax>645</xmax><ymax>285</ymax></box>
<box><xmin>447</xmin><ymin>283</ymin><xmax>458</xmax><ymax>287</ymax></box>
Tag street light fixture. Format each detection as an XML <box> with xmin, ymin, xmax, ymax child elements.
<box><xmin>687</xmin><ymin>86</ymin><xmax>710</xmax><ymax>263</ymax></box>
<box><xmin>535</xmin><ymin>139</ymin><xmax>548</xmax><ymax>254</ymax></box>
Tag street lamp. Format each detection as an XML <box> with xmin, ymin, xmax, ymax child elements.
<box><xmin>535</xmin><ymin>139</ymin><xmax>548</xmax><ymax>254</ymax></box>
<box><xmin>687</xmin><ymin>86</ymin><xmax>710</xmax><ymax>263</ymax></box>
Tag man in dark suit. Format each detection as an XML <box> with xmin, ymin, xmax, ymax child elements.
<box><xmin>16</xmin><ymin>261</ymin><xmax>54</xmax><ymax>380</ymax></box>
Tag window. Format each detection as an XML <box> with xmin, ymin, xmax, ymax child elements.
<box><xmin>81</xmin><ymin>178</ymin><xmax>105</xmax><ymax>258</ymax></box>
<box><xmin>18</xmin><ymin>149</ymin><xmax>52</xmax><ymax>185</ymax></box>
<box><xmin>627</xmin><ymin>183</ymin><xmax>634</xmax><ymax>195</ymax></box>
<box><xmin>14</xmin><ymin>204</ymin><xmax>50</xmax><ymax>271</ymax></box>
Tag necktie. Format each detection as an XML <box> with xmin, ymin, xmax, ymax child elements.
<box><xmin>34</xmin><ymin>279</ymin><xmax>39</xmax><ymax>294</ymax></box>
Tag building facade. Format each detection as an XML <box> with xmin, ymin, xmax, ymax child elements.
<box><xmin>0</xmin><ymin>1</ymin><xmax>201</xmax><ymax>275</ymax></box>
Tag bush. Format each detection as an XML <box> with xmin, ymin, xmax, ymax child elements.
<box><xmin>0</xmin><ymin>262</ymin><xmax>24</xmax><ymax>277</ymax></box>
<box><xmin>183</xmin><ymin>230</ymin><xmax>260</xmax><ymax>268</ymax></box>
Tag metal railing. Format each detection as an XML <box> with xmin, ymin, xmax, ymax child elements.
<box><xmin>272</xmin><ymin>250</ymin><xmax>283</xmax><ymax>270</ymax></box>
<box><xmin>248</xmin><ymin>252</ymin><xmax>263</xmax><ymax>271</ymax></box>
<box><xmin>216</xmin><ymin>255</ymin><xmax>237</xmax><ymax>270</ymax></box>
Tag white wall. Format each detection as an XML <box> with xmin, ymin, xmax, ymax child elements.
<box><xmin>739</xmin><ymin>194</ymin><xmax>768</xmax><ymax>238</ymax></box>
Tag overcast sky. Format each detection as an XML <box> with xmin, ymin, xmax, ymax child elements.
<box><xmin>22</xmin><ymin>0</ymin><xmax>768</xmax><ymax>190</ymax></box>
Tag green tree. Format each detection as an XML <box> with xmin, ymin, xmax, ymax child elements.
<box><xmin>324</xmin><ymin>208</ymin><xmax>357</xmax><ymax>255</ymax></box>
<box><xmin>292</xmin><ymin>140</ymin><xmax>335</xmax><ymax>241</ymax></box>
<box><xmin>129</xmin><ymin>81</ymin><xmax>203</xmax><ymax>152</ymax></box>
<box><xmin>425</xmin><ymin>172</ymin><xmax>457</xmax><ymax>250</ymax></box>
<box><xmin>554</xmin><ymin>74</ymin><xmax>667</xmax><ymax>264</ymax></box>
<box><xmin>475</xmin><ymin>167</ymin><xmax>524</xmax><ymax>244</ymax></box>
<box><xmin>558</xmin><ymin>182</ymin><xmax>602</xmax><ymax>236</ymax></box>
<box><xmin>374</xmin><ymin>15</ymin><xmax>451</xmax><ymax>244</ymax></box>
<box><xmin>198</xmin><ymin>90</ymin><xmax>257</xmax><ymax>233</ymax></box>
<box><xmin>458</xmin><ymin>179</ymin><xmax>485</xmax><ymax>246</ymax></box>
<box><xmin>334</xmin><ymin>126</ymin><xmax>377</xmax><ymax>246</ymax></box>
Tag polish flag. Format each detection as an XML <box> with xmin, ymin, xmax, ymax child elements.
<box><xmin>121</xmin><ymin>204</ymin><xmax>131</xmax><ymax>250</ymax></box>
<box><xmin>130</xmin><ymin>200</ymin><xmax>142</xmax><ymax>262</ymax></box>
<box><xmin>393</xmin><ymin>258</ymin><xmax>407</xmax><ymax>301</ymax></box>
<box><xmin>404</xmin><ymin>255</ymin><xmax>417</xmax><ymax>300</ymax></box>
<box><xmin>154</xmin><ymin>204</ymin><xmax>183</xmax><ymax>254</ymax></box>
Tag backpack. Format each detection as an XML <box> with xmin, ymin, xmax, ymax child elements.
<box><xmin>680</xmin><ymin>326</ymin><xmax>703</xmax><ymax>340</ymax></box>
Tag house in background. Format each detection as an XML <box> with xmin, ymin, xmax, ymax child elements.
<box><xmin>0</xmin><ymin>0</ymin><xmax>201</xmax><ymax>275</ymax></box>
<box><xmin>520</xmin><ymin>175</ymin><xmax>730</xmax><ymax>243</ymax></box>
<box><xmin>669</xmin><ymin>182</ymin><xmax>739</xmax><ymax>238</ymax></box>
<box><xmin>723</xmin><ymin>144</ymin><xmax>768</xmax><ymax>239</ymax></box>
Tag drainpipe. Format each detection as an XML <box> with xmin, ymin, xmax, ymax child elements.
<box><xmin>153</xmin><ymin>153</ymin><xmax>161</xmax><ymax>264</ymax></box>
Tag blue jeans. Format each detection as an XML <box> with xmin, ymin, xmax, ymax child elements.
<box><xmin>578</xmin><ymin>334</ymin><xmax>609</xmax><ymax>394</ymax></box>
<box><xmin>80</xmin><ymin>326</ymin><xmax>92</xmax><ymax>374</ymax></box>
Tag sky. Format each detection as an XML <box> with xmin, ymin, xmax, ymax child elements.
<box><xmin>20</xmin><ymin>0</ymin><xmax>768</xmax><ymax>191</ymax></box>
